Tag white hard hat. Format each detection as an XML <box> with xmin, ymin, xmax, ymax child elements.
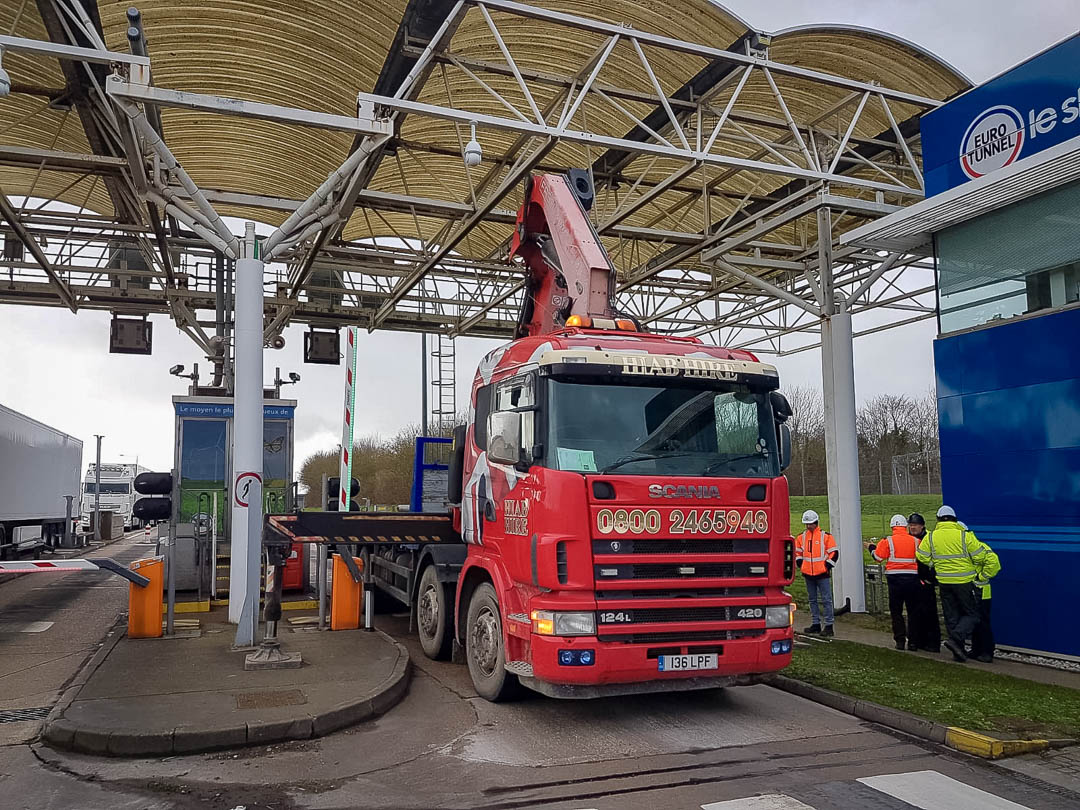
<box><xmin>802</xmin><ymin>509</ymin><xmax>819</xmax><ymax>524</ymax></box>
<box><xmin>890</xmin><ymin>514</ymin><xmax>906</xmax><ymax>528</ymax></box>
<box><xmin>937</xmin><ymin>504</ymin><xmax>956</xmax><ymax>518</ymax></box>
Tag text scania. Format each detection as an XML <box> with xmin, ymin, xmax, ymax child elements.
<box><xmin>503</xmin><ymin>498</ymin><xmax>530</xmax><ymax>536</ymax></box>
<box><xmin>649</xmin><ymin>484</ymin><xmax>723</xmax><ymax>499</ymax></box>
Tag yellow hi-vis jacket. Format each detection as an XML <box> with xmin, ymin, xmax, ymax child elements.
<box><xmin>974</xmin><ymin>547</ymin><xmax>1002</xmax><ymax>600</ymax></box>
<box><xmin>915</xmin><ymin>520</ymin><xmax>992</xmax><ymax>585</ymax></box>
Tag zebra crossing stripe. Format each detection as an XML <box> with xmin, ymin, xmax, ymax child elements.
<box><xmin>857</xmin><ymin>770</ymin><xmax>1032</xmax><ymax>810</ymax></box>
<box><xmin>701</xmin><ymin>796</ymin><xmax>815</xmax><ymax>809</ymax></box>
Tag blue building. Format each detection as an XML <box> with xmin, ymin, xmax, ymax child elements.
<box><xmin>845</xmin><ymin>33</ymin><xmax>1080</xmax><ymax>659</ymax></box>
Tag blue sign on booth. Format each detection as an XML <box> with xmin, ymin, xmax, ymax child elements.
<box><xmin>175</xmin><ymin>402</ymin><xmax>295</xmax><ymax>419</ymax></box>
<box><xmin>921</xmin><ymin>33</ymin><xmax>1080</xmax><ymax>196</ymax></box>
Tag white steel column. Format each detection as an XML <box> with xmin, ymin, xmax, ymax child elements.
<box><xmin>229</xmin><ymin>222</ymin><xmax>264</xmax><ymax>646</ymax></box>
<box><xmin>823</xmin><ymin>309</ymin><xmax>865</xmax><ymax>612</ymax></box>
<box><xmin>817</xmin><ymin>204</ymin><xmax>865</xmax><ymax>613</ymax></box>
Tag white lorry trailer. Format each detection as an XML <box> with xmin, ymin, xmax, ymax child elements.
<box><xmin>0</xmin><ymin>403</ymin><xmax>83</xmax><ymax>558</ymax></box>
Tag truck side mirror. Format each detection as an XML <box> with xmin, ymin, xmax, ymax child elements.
<box><xmin>779</xmin><ymin>424</ymin><xmax>792</xmax><ymax>472</ymax></box>
<box><xmin>770</xmin><ymin>390</ymin><xmax>792</xmax><ymax>424</ymax></box>
<box><xmin>487</xmin><ymin>411</ymin><xmax>522</xmax><ymax>466</ymax></box>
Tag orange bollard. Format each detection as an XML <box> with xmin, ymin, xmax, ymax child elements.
<box><xmin>128</xmin><ymin>557</ymin><xmax>164</xmax><ymax>638</ymax></box>
<box><xmin>330</xmin><ymin>553</ymin><xmax>364</xmax><ymax>630</ymax></box>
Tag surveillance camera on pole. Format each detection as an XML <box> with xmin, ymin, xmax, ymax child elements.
<box><xmin>463</xmin><ymin>122</ymin><xmax>482</xmax><ymax>168</ymax></box>
<box><xmin>0</xmin><ymin>49</ymin><xmax>11</xmax><ymax>98</ymax></box>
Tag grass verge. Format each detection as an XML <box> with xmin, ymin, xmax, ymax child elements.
<box><xmin>789</xmin><ymin>494</ymin><xmax>944</xmax><ymax>541</ymax></box>
<box><xmin>784</xmin><ymin>639</ymin><xmax>1080</xmax><ymax>739</ymax></box>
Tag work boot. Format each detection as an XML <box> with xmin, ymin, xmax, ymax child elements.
<box><xmin>907</xmin><ymin>642</ymin><xmax>919</xmax><ymax>651</ymax></box>
<box><xmin>944</xmin><ymin>638</ymin><xmax>967</xmax><ymax>662</ymax></box>
<box><xmin>822</xmin><ymin>625</ymin><xmax>834</xmax><ymax>637</ymax></box>
<box><xmin>895</xmin><ymin>641</ymin><xmax>906</xmax><ymax>650</ymax></box>
<box><xmin>802</xmin><ymin>623</ymin><xmax>821</xmax><ymax>635</ymax></box>
<box><xmin>976</xmin><ymin>654</ymin><xmax>994</xmax><ymax>663</ymax></box>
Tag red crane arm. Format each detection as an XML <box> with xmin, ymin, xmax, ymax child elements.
<box><xmin>510</xmin><ymin>173</ymin><xmax>619</xmax><ymax>338</ymax></box>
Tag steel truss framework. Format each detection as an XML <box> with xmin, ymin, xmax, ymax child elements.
<box><xmin>0</xmin><ymin>0</ymin><xmax>961</xmax><ymax>356</ymax></box>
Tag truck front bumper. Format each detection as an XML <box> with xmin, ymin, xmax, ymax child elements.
<box><xmin>524</xmin><ymin>628</ymin><xmax>792</xmax><ymax>695</ymax></box>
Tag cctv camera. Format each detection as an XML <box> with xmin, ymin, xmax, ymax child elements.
<box><xmin>463</xmin><ymin>121</ymin><xmax>482</xmax><ymax>168</ymax></box>
<box><xmin>463</xmin><ymin>138</ymin><xmax>482</xmax><ymax>168</ymax></box>
<box><xmin>271</xmin><ymin>335</ymin><xmax>286</xmax><ymax>350</ymax></box>
<box><xmin>289</xmin><ymin>372</ymin><xmax>300</xmax><ymax>383</ymax></box>
<box><xmin>169</xmin><ymin>364</ymin><xmax>184</xmax><ymax>375</ymax></box>
<box><xmin>0</xmin><ymin>50</ymin><xmax>10</xmax><ymax>98</ymax></box>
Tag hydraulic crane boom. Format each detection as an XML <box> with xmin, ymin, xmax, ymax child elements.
<box><xmin>510</xmin><ymin>171</ymin><xmax>623</xmax><ymax>338</ymax></box>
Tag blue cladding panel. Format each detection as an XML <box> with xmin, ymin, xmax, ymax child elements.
<box><xmin>935</xmin><ymin>306</ymin><xmax>1080</xmax><ymax>656</ymax></box>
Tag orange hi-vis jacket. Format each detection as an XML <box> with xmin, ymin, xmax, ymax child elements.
<box><xmin>872</xmin><ymin>526</ymin><xmax>919</xmax><ymax>575</ymax></box>
<box><xmin>795</xmin><ymin>526</ymin><xmax>838</xmax><ymax>576</ymax></box>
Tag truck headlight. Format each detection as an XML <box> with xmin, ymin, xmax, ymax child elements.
<box><xmin>531</xmin><ymin>610</ymin><xmax>596</xmax><ymax>636</ymax></box>
<box><xmin>765</xmin><ymin>605</ymin><xmax>792</xmax><ymax>628</ymax></box>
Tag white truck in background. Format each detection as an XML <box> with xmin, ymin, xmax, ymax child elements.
<box><xmin>80</xmin><ymin>463</ymin><xmax>147</xmax><ymax>532</ymax></box>
<box><xmin>0</xmin><ymin>404</ymin><xmax>83</xmax><ymax>559</ymax></box>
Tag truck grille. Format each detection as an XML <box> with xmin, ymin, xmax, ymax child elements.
<box><xmin>596</xmin><ymin>587</ymin><xmax>765</xmax><ymax>600</ymax></box>
<box><xmin>592</xmin><ymin>538</ymin><xmax>768</xmax><ymax>555</ymax></box>
<box><xmin>598</xmin><ymin>605</ymin><xmax>765</xmax><ymax>624</ymax></box>
<box><xmin>594</xmin><ymin>562</ymin><xmax>765</xmax><ymax>580</ymax></box>
<box><xmin>598</xmin><ymin>629</ymin><xmax>765</xmax><ymax>644</ymax></box>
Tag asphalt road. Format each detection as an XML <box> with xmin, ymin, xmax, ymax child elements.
<box><xmin>3</xmin><ymin>569</ymin><xmax>1080</xmax><ymax>810</ymax></box>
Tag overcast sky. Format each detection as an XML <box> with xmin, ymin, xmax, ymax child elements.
<box><xmin>2</xmin><ymin>1</ymin><xmax>1078</xmax><ymax>478</ymax></box>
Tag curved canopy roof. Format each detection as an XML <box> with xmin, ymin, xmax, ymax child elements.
<box><xmin>0</xmin><ymin>0</ymin><xmax>968</xmax><ymax>343</ymax></box>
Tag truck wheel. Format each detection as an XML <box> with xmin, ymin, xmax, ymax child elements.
<box><xmin>416</xmin><ymin>565</ymin><xmax>453</xmax><ymax>660</ymax></box>
<box><xmin>466</xmin><ymin>583</ymin><xmax>521</xmax><ymax>702</ymax></box>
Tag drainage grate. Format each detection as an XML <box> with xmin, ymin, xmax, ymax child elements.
<box><xmin>0</xmin><ymin>707</ymin><xmax>50</xmax><ymax>724</ymax></box>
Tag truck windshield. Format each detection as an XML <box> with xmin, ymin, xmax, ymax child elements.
<box><xmin>547</xmin><ymin>378</ymin><xmax>779</xmax><ymax>478</ymax></box>
<box><xmin>84</xmin><ymin>483</ymin><xmax>130</xmax><ymax>494</ymax></box>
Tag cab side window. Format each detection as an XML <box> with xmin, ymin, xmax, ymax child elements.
<box><xmin>495</xmin><ymin>373</ymin><xmax>536</xmax><ymax>457</ymax></box>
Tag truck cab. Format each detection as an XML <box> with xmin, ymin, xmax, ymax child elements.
<box><xmin>445</xmin><ymin>326</ymin><xmax>796</xmax><ymax>699</ymax></box>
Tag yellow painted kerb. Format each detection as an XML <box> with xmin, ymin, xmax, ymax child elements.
<box><xmin>945</xmin><ymin>727</ymin><xmax>1050</xmax><ymax>759</ymax></box>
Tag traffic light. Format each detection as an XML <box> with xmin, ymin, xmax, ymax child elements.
<box><xmin>326</xmin><ymin>476</ymin><xmax>360</xmax><ymax>512</ymax></box>
<box><xmin>133</xmin><ymin>471</ymin><xmax>172</xmax><ymax>522</ymax></box>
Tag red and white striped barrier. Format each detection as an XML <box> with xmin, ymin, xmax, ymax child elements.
<box><xmin>0</xmin><ymin>558</ymin><xmax>150</xmax><ymax>586</ymax></box>
<box><xmin>0</xmin><ymin>559</ymin><xmax>101</xmax><ymax>573</ymax></box>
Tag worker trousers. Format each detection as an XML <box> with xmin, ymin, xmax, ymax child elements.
<box><xmin>910</xmin><ymin>583</ymin><xmax>941</xmax><ymax>652</ymax></box>
<box><xmin>970</xmin><ymin>598</ymin><xmax>995</xmax><ymax>659</ymax></box>
<box><xmin>886</xmin><ymin>574</ymin><xmax>920</xmax><ymax>645</ymax></box>
<box><xmin>939</xmin><ymin>582</ymin><xmax>980</xmax><ymax>646</ymax></box>
<box><xmin>804</xmin><ymin>573</ymin><xmax>834</xmax><ymax>627</ymax></box>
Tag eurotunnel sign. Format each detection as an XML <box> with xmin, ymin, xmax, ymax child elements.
<box><xmin>921</xmin><ymin>32</ymin><xmax>1080</xmax><ymax>196</ymax></box>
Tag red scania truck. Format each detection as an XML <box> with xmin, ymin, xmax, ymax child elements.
<box><xmin>269</xmin><ymin>171</ymin><xmax>796</xmax><ymax>700</ymax></box>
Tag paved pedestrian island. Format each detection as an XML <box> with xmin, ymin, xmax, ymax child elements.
<box><xmin>42</xmin><ymin>608</ymin><xmax>409</xmax><ymax>756</ymax></box>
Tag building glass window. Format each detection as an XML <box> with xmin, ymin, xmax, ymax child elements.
<box><xmin>937</xmin><ymin>179</ymin><xmax>1080</xmax><ymax>333</ymax></box>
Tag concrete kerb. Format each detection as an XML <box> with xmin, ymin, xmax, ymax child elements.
<box><xmin>42</xmin><ymin>628</ymin><xmax>412</xmax><ymax>756</ymax></box>
<box><xmin>770</xmin><ymin>674</ymin><xmax>1059</xmax><ymax>759</ymax></box>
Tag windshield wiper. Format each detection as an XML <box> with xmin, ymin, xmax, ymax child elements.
<box><xmin>600</xmin><ymin>451</ymin><xmax>700</xmax><ymax>474</ymax></box>
<box><xmin>701</xmin><ymin>453</ymin><xmax>766</xmax><ymax>476</ymax></box>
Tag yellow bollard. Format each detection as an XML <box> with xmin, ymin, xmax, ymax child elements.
<box><xmin>330</xmin><ymin>553</ymin><xmax>364</xmax><ymax>631</ymax></box>
<box><xmin>128</xmin><ymin>557</ymin><xmax>164</xmax><ymax>638</ymax></box>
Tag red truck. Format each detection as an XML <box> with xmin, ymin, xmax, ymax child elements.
<box><xmin>269</xmin><ymin>171</ymin><xmax>796</xmax><ymax>700</ymax></box>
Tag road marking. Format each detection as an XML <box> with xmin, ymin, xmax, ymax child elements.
<box><xmin>702</xmin><ymin>796</ymin><xmax>815</xmax><ymax>810</ymax></box>
<box><xmin>0</xmin><ymin>621</ymin><xmax>53</xmax><ymax>633</ymax></box>
<box><xmin>858</xmin><ymin>770</ymin><xmax>1032</xmax><ymax>809</ymax></box>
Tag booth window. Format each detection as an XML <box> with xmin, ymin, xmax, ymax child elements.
<box><xmin>937</xmin><ymin>179</ymin><xmax>1080</xmax><ymax>333</ymax></box>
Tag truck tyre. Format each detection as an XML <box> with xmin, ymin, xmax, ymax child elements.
<box><xmin>416</xmin><ymin>564</ymin><xmax>453</xmax><ymax>660</ymax></box>
<box><xmin>465</xmin><ymin>582</ymin><xmax>521</xmax><ymax>702</ymax></box>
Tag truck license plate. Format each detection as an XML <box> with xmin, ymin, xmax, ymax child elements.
<box><xmin>657</xmin><ymin>653</ymin><xmax>718</xmax><ymax>672</ymax></box>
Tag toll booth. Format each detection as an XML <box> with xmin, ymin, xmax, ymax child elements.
<box><xmin>172</xmin><ymin>396</ymin><xmax>299</xmax><ymax>594</ymax></box>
